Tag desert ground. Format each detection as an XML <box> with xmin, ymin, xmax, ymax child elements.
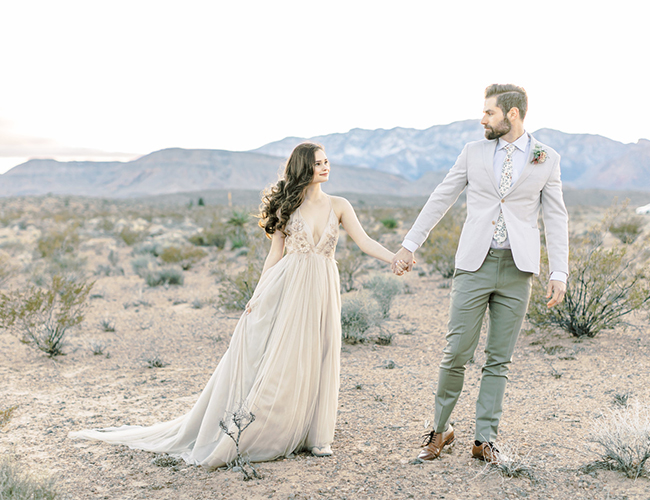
<box><xmin>1</xmin><ymin>193</ymin><xmax>650</xmax><ymax>500</ymax></box>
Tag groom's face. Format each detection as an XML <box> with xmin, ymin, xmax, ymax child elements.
<box><xmin>481</xmin><ymin>97</ymin><xmax>511</xmax><ymax>140</ymax></box>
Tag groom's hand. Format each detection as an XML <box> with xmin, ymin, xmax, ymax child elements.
<box><xmin>392</xmin><ymin>247</ymin><xmax>415</xmax><ymax>275</ymax></box>
<box><xmin>546</xmin><ymin>280</ymin><xmax>566</xmax><ymax>308</ymax></box>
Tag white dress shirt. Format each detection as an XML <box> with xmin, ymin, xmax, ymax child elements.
<box><xmin>490</xmin><ymin>132</ymin><xmax>531</xmax><ymax>250</ymax></box>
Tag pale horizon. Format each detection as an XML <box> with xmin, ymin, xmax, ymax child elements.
<box><xmin>1</xmin><ymin>0</ymin><xmax>648</xmax><ymax>175</ymax></box>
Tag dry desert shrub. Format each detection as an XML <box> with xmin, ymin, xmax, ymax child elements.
<box><xmin>527</xmin><ymin>223</ymin><xmax>650</xmax><ymax>338</ymax></box>
<box><xmin>0</xmin><ymin>250</ymin><xmax>17</xmax><ymax>288</ymax></box>
<box><xmin>477</xmin><ymin>442</ymin><xmax>536</xmax><ymax>482</ymax></box>
<box><xmin>0</xmin><ymin>456</ymin><xmax>59</xmax><ymax>500</ymax></box>
<box><xmin>131</xmin><ymin>255</ymin><xmax>157</xmax><ymax>275</ymax></box>
<box><xmin>99</xmin><ymin>318</ymin><xmax>116</xmax><ymax>332</ymax></box>
<box><xmin>217</xmin><ymin>262</ymin><xmax>260</xmax><ymax>311</ymax></box>
<box><xmin>36</xmin><ymin>225</ymin><xmax>79</xmax><ymax>258</ymax></box>
<box><xmin>159</xmin><ymin>245</ymin><xmax>207</xmax><ymax>270</ymax></box>
<box><xmin>363</xmin><ymin>274</ymin><xmax>404</xmax><ymax>318</ymax></box>
<box><xmin>188</xmin><ymin>221</ymin><xmax>228</xmax><ymax>249</ymax></box>
<box><xmin>118</xmin><ymin>226</ymin><xmax>147</xmax><ymax>246</ymax></box>
<box><xmin>607</xmin><ymin>199</ymin><xmax>646</xmax><ymax>244</ymax></box>
<box><xmin>142</xmin><ymin>353</ymin><xmax>169</xmax><ymax>368</ymax></box>
<box><xmin>145</xmin><ymin>266</ymin><xmax>184</xmax><ymax>287</ymax></box>
<box><xmin>340</xmin><ymin>291</ymin><xmax>382</xmax><ymax>344</ymax></box>
<box><xmin>0</xmin><ymin>275</ymin><xmax>93</xmax><ymax>357</ymax></box>
<box><xmin>337</xmin><ymin>245</ymin><xmax>367</xmax><ymax>293</ymax></box>
<box><xmin>88</xmin><ymin>340</ymin><xmax>108</xmax><ymax>356</ymax></box>
<box><xmin>0</xmin><ymin>405</ymin><xmax>17</xmax><ymax>428</ymax></box>
<box><xmin>584</xmin><ymin>402</ymin><xmax>650</xmax><ymax>479</ymax></box>
<box><xmin>419</xmin><ymin>207</ymin><xmax>463</xmax><ymax>279</ymax></box>
<box><xmin>95</xmin><ymin>250</ymin><xmax>124</xmax><ymax>277</ymax></box>
<box><xmin>219</xmin><ymin>404</ymin><xmax>261</xmax><ymax>481</ymax></box>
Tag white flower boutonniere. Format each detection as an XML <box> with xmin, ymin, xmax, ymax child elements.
<box><xmin>532</xmin><ymin>145</ymin><xmax>548</xmax><ymax>164</ymax></box>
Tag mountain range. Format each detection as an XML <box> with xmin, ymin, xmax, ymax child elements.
<box><xmin>1</xmin><ymin>120</ymin><xmax>649</xmax><ymax>198</ymax></box>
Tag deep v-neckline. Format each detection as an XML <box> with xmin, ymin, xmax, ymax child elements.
<box><xmin>297</xmin><ymin>207</ymin><xmax>334</xmax><ymax>247</ymax></box>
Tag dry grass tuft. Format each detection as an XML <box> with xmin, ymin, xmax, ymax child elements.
<box><xmin>584</xmin><ymin>402</ymin><xmax>650</xmax><ymax>479</ymax></box>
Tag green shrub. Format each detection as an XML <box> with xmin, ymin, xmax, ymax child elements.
<box><xmin>36</xmin><ymin>226</ymin><xmax>79</xmax><ymax>258</ymax></box>
<box><xmin>0</xmin><ymin>275</ymin><xmax>93</xmax><ymax>357</ymax></box>
<box><xmin>527</xmin><ymin>214</ymin><xmax>650</xmax><ymax>338</ymax></box>
<box><xmin>420</xmin><ymin>208</ymin><xmax>463</xmax><ymax>278</ymax></box>
<box><xmin>0</xmin><ymin>457</ymin><xmax>59</xmax><ymax>499</ymax></box>
<box><xmin>609</xmin><ymin>216</ymin><xmax>645</xmax><ymax>244</ymax></box>
<box><xmin>144</xmin><ymin>266</ymin><xmax>184</xmax><ymax>287</ymax></box>
<box><xmin>363</xmin><ymin>274</ymin><xmax>404</xmax><ymax>318</ymax></box>
<box><xmin>188</xmin><ymin>230</ymin><xmax>227</xmax><ymax>249</ymax></box>
<box><xmin>340</xmin><ymin>292</ymin><xmax>382</xmax><ymax>344</ymax></box>
<box><xmin>159</xmin><ymin>245</ymin><xmax>207</xmax><ymax>269</ymax></box>
<box><xmin>380</xmin><ymin>218</ymin><xmax>398</xmax><ymax>230</ymax></box>
<box><xmin>118</xmin><ymin>227</ymin><xmax>147</xmax><ymax>246</ymax></box>
<box><xmin>97</xmin><ymin>217</ymin><xmax>115</xmax><ymax>232</ymax></box>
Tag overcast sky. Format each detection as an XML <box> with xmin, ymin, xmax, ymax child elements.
<box><xmin>0</xmin><ymin>0</ymin><xmax>648</xmax><ymax>174</ymax></box>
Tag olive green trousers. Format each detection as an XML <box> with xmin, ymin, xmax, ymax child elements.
<box><xmin>433</xmin><ymin>249</ymin><xmax>533</xmax><ymax>443</ymax></box>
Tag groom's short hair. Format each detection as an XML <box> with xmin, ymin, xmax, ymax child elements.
<box><xmin>485</xmin><ymin>84</ymin><xmax>528</xmax><ymax>120</ymax></box>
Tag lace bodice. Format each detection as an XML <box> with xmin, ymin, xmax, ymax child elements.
<box><xmin>284</xmin><ymin>208</ymin><xmax>339</xmax><ymax>260</ymax></box>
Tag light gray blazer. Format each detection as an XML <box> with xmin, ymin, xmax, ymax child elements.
<box><xmin>403</xmin><ymin>135</ymin><xmax>569</xmax><ymax>276</ymax></box>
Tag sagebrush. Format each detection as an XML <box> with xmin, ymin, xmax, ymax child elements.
<box><xmin>340</xmin><ymin>291</ymin><xmax>382</xmax><ymax>344</ymax></box>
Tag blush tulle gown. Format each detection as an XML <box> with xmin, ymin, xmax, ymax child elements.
<box><xmin>69</xmin><ymin>207</ymin><xmax>341</xmax><ymax>467</ymax></box>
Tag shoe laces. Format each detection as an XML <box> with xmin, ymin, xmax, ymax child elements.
<box><xmin>421</xmin><ymin>430</ymin><xmax>437</xmax><ymax>446</ymax></box>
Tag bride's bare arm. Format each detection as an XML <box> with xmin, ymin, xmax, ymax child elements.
<box><xmin>261</xmin><ymin>231</ymin><xmax>286</xmax><ymax>276</ymax></box>
<box><xmin>335</xmin><ymin>197</ymin><xmax>394</xmax><ymax>264</ymax></box>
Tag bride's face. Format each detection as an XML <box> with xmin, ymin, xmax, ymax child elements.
<box><xmin>311</xmin><ymin>149</ymin><xmax>330</xmax><ymax>184</ymax></box>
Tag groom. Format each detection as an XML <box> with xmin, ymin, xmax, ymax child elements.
<box><xmin>392</xmin><ymin>84</ymin><xmax>569</xmax><ymax>462</ymax></box>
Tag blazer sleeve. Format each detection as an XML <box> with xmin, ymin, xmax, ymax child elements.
<box><xmin>541</xmin><ymin>154</ymin><xmax>570</xmax><ymax>276</ymax></box>
<box><xmin>403</xmin><ymin>144</ymin><xmax>469</xmax><ymax>250</ymax></box>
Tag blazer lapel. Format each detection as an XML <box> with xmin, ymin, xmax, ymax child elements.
<box><xmin>483</xmin><ymin>140</ymin><xmax>500</xmax><ymax>195</ymax></box>
<box><xmin>508</xmin><ymin>133</ymin><xmax>536</xmax><ymax>194</ymax></box>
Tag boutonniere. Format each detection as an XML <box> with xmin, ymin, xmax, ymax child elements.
<box><xmin>532</xmin><ymin>145</ymin><xmax>548</xmax><ymax>164</ymax></box>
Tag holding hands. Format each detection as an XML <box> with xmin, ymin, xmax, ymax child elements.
<box><xmin>391</xmin><ymin>247</ymin><xmax>415</xmax><ymax>276</ymax></box>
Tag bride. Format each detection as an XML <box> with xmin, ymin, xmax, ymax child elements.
<box><xmin>69</xmin><ymin>142</ymin><xmax>399</xmax><ymax>467</ymax></box>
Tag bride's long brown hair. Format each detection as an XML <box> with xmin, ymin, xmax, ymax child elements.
<box><xmin>258</xmin><ymin>142</ymin><xmax>324</xmax><ymax>237</ymax></box>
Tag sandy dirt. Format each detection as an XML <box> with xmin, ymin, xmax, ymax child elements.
<box><xmin>1</xmin><ymin>200</ymin><xmax>650</xmax><ymax>500</ymax></box>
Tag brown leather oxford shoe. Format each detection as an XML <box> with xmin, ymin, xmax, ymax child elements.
<box><xmin>471</xmin><ymin>441</ymin><xmax>499</xmax><ymax>463</ymax></box>
<box><xmin>417</xmin><ymin>425</ymin><xmax>455</xmax><ymax>460</ymax></box>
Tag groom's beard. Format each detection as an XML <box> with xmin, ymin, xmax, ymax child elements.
<box><xmin>484</xmin><ymin>116</ymin><xmax>511</xmax><ymax>140</ymax></box>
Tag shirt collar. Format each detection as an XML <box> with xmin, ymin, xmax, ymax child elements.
<box><xmin>498</xmin><ymin>131</ymin><xmax>529</xmax><ymax>152</ymax></box>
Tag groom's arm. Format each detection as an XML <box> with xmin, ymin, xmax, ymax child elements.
<box><xmin>392</xmin><ymin>145</ymin><xmax>469</xmax><ymax>274</ymax></box>
<box><xmin>541</xmin><ymin>153</ymin><xmax>569</xmax><ymax>307</ymax></box>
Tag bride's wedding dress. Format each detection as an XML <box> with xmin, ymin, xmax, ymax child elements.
<box><xmin>70</xmin><ymin>206</ymin><xmax>341</xmax><ymax>467</ymax></box>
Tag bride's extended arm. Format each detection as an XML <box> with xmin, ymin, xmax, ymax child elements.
<box><xmin>337</xmin><ymin>197</ymin><xmax>394</xmax><ymax>264</ymax></box>
<box><xmin>261</xmin><ymin>231</ymin><xmax>285</xmax><ymax>276</ymax></box>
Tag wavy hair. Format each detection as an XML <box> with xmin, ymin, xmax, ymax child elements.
<box><xmin>258</xmin><ymin>142</ymin><xmax>324</xmax><ymax>237</ymax></box>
